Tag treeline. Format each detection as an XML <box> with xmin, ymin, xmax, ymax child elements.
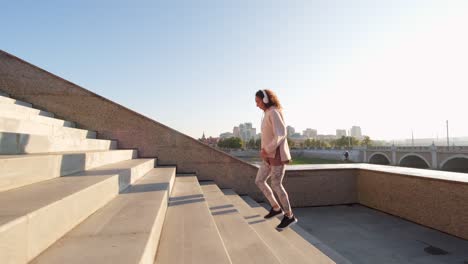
<box><xmin>217</xmin><ymin>137</ymin><xmax>261</xmax><ymax>149</ymax></box>
<box><xmin>296</xmin><ymin>136</ymin><xmax>373</xmax><ymax>149</ymax></box>
<box><xmin>218</xmin><ymin>136</ymin><xmax>373</xmax><ymax>150</ymax></box>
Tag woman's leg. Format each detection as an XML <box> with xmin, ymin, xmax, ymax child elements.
<box><xmin>270</xmin><ymin>165</ymin><xmax>292</xmax><ymax>216</ymax></box>
<box><xmin>255</xmin><ymin>161</ymin><xmax>280</xmax><ymax>209</ymax></box>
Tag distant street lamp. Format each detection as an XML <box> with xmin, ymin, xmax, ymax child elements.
<box><xmin>446</xmin><ymin>120</ymin><xmax>450</xmax><ymax>149</ymax></box>
<box><xmin>348</xmin><ymin>129</ymin><xmax>351</xmax><ymax>149</ymax></box>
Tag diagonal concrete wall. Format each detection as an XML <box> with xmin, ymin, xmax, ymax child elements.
<box><xmin>0</xmin><ymin>50</ymin><xmax>259</xmax><ymax>196</ymax></box>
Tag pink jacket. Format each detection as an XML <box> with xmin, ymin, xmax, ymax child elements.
<box><xmin>261</xmin><ymin>107</ymin><xmax>291</xmax><ymax>162</ymax></box>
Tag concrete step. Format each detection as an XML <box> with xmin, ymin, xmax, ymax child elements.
<box><xmin>32</xmin><ymin>167</ymin><xmax>176</xmax><ymax>264</ymax></box>
<box><xmin>243</xmin><ymin>197</ymin><xmax>352</xmax><ymax>264</ymax></box>
<box><xmin>154</xmin><ymin>176</ymin><xmax>231</xmax><ymax>264</ymax></box>
<box><xmin>0</xmin><ymin>149</ymin><xmax>138</xmax><ymax>192</ymax></box>
<box><xmin>0</xmin><ymin>116</ymin><xmax>96</xmax><ymax>139</ymax></box>
<box><xmin>0</xmin><ymin>102</ymin><xmax>55</xmax><ymax>118</ymax></box>
<box><xmin>0</xmin><ymin>108</ymin><xmax>74</xmax><ymax>128</ymax></box>
<box><xmin>0</xmin><ymin>95</ymin><xmax>33</xmax><ymax>108</ymax></box>
<box><xmin>0</xmin><ymin>91</ymin><xmax>9</xmax><ymax>97</ymax></box>
<box><xmin>200</xmin><ymin>182</ymin><xmax>281</xmax><ymax>264</ymax></box>
<box><xmin>223</xmin><ymin>189</ymin><xmax>332</xmax><ymax>264</ymax></box>
<box><xmin>0</xmin><ymin>158</ymin><xmax>155</xmax><ymax>264</ymax></box>
<box><xmin>0</xmin><ymin>132</ymin><xmax>116</xmax><ymax>154</ymax></box>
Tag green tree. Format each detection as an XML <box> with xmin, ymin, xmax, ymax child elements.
<box><xmin>246</xmin><ymin>138</ymin><xmax>256</xmax><ymax>149</ymax></box>
<box><xmin>322</xmin><ymin>140</ymin><xmax>331</xmax><ymax>148</ymax></box>
<box><xmin>332</xmin><ymin>136</ymin><xmax>361</xmax><ymax>148</ymax></box>
<box><xmin>351</xmin><ymin>137</ymin><xmax>360</xmax><ymax>147</ymax></box>
<box><xmin>255</xmin><ymin>138</ymin><xmax>261</xmax><ymax>149</ymax></box>
<box><xmin>217</xmin><ymin>137</ymin><xmax>243</xmax><ymax>149</ymax></box>
<box><xmin>361</xmin><ymin>136</ymin><xmax>372</xmax><ymax>147</ymax></box>
<box><xmin>334</xmin><ymin>136</ymin><xmax>348</xmax><ymax>147</ymax></box>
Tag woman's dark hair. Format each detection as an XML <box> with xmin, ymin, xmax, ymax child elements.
<box><xmin>255</xmin><ymin>89</ymin><xmax>282</xmax><ymax>109</ymax></box>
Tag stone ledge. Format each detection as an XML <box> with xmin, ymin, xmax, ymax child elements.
<box><xmin>287</xmin><ymin>163</ymin><xmax>468</xmax><ymax>184</ymax></box>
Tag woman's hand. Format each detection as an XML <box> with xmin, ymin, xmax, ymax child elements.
<box><xmin>260</xmin><ymin>148</ymin><xmax>268</xmax><ymax>159</ymax></box>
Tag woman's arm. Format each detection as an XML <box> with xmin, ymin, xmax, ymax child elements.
<box><xmin>264</xmin><ymin>109</ymin><xmax>287</xmax><ymax>153</ymax></box>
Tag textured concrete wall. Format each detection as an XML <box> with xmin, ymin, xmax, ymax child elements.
<box><xmin>283</xmin><ymin>169</ymin><xmax>358</xmax><ymax>207</ymax></box>
<box><xmin>246</xmin><ymin>168</ymin><xmax>358</xmax><ymax>207</ymax></box>
<box><xmin>293</xmin><ymin>149</ymin><xmax>364</xmax><ymax>162</ymax></box>
<box><xmin>357</xmin><ymin>169</ymin><xmax>468</xmax><ymax>240</ymax></box>
<box><xmin>0</xmin><ymin>50</ymin><xmax>259</xmax><ymax>195</ymax></box>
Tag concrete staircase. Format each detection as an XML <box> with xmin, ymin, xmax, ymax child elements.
<box><xmin>0</xmin><ymin>91</ymin><xmax>341</xmax><ymax>264</ymax></box>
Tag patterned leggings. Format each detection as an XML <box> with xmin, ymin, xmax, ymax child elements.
<box><xmin>255</xmin><ymin>161</ymin><xmax>292</xmax><ymax>214</ymax></box>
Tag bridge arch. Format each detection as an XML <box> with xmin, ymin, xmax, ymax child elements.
<box><xmin>440</xmin><ymin>155</ymin><xmax>468</xmax><ymax>173</ymax></box>
<box><xmin>398</xmin><ymin>153</ymin><xmax>430</xmax><ymax>169</ymax></box>
<box><xmin>368</xmin><ymin>152</ymin><xmax>391</xmax><ymax>165</ymax></box>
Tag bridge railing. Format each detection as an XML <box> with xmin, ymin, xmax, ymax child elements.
<box><xmin>437</xmin><ymin>146</ymin><xmax>468</xmax><ymax>152</ymax></box>
<box><xmin>366</xmin><ymin>146</ymin><xmax>392</xmax><ymax>151</ymax></box>
<box><xmin>367</xmin><ymin>146</ymin><xmax>468</xmax><ymax>152</ymax></box>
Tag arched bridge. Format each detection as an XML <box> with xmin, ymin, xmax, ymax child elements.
<box><xmin>365</xmin><ymin>146</ymin><xmax>468</xmax><ymax>173</ymax></box>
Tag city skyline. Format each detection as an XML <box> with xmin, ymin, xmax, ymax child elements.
<box><xmin>217</xmin><ymin>123</ymin><xmax>366</xmax><ymax>140</ymax></box>
<box><xmin>211</xmin><ymin>121</ymin><xmax>465</xmax><ymax>144</ymax></box>
<box><xmin>2</xmin><ymin>1</ymin><xmax>467</xmax><ymax>141</ymax></box>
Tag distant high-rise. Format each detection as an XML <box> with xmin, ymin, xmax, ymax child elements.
<box><xmin>287</xmin><ymin>126</ymin><xmax>295</xmax><ymax>137</ymax></box>
<box><xmin>303</xmin><ymin>128</ymin><xmax>317</xmax><ymax>138</ymax></box>
<box><xmin>350</xmin><ymin>126</ymin><xmax>362</xmax><ymax>139</ymax></box>
<box><xmin>233</xmin><ymin>126</ymin><xmax>240</xmax><ymax>138</ymax></box>
<box><xmin>336</xmin><ymin>129</ymin><xmax>347</xmax><ymax>138</ymax></box>
<box><xmin>317</xmin><ymin>134</ymin><xmax>338</xmax><ymax>140</ymax></box>
<box><xmin>232</xmin><ymin>122</ymin><xmax>257</xmax><ymax>141</ymax></box>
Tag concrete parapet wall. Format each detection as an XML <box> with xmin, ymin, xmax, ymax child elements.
<box><xmin>0</xmin><ymin>50</ymin><xmax>259</xmax><ymax>196</ymax></box>
<box><xmin>284</xmin><ymin>168</ymin><xmax>358</xmax><ymax>207</ymax></box>
<box><xmin>293</xmin><ymin>149</ymin><xmax>364</xmax><ymax>162</ymax></box>
<box><xmin>357</xmin><ymin>169</ymin><xmax>468</xmax><ymax>240</ymax></box>
<box><xmin>281</xmin><ymin>164</ymin><xmax>468</xmax><ymax>240</ymax></box>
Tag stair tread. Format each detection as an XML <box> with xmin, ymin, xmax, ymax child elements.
<box><xmin>0</xmin><ymin>158</ymin><xmax>154</xmax><ymax>224</ymax></box>
<box><xmin>0</xmin><ymin>149</ymin><xmax>138</xmax><ymax>192</ymax></box>
<box><xmin>0</xmin><ymin>96</ymin><xmax>33</xmax><ymax>107</ymax></box>
<box><xmin>154</xmin><ymin>176</ymin><xmax>231</xmax><ymax>264</ymax></box>
<box><xmin>0</xmin><ymin>131</ymin><xmax>116</xmax><ymax>154</ymax></box>
<box><xmin>200</xmin><ymin>182</ymin><xmax>281</xmax><ymax>264</ymax></box>
<box><xmin>0</xmin><ymin>157</ymin><xmax>154</xmax><ymax>262</ymax></box>
<box><xmin>0</xmin><ymin>149</ymin><xmax>135</xmax><ymax>159</ymax></box>
<box><xmin>0</xmin><ymin>116</ymin><xmax>95</xmax><ymax>138</ymax></box>
<box><xmin>31</xmin><ymin>167</ymin><xmax>176</xmax><ymax>264</ymax></box>
<box><xmin>0</xmin><ymin>106</ymin><xmax>74</xmax><ymax>127</ymax></box>
<box><xmin>223</xmin><ymin>189</ymin><xmax>332</xmax><ymax>264</ymax></box>
<box><xmin>0</xmin><ymin>103</ymin><xmax>54</xmax><ymax>117</ymax></box>
<box><xmin>244</xmin><ymin>197</ymin><xmax>351</xmax><ymax>264</ymax></box>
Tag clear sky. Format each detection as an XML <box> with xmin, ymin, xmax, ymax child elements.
<box><xmin>2</xmin><ymin>0</ymin><xmax>467</xmax><ymax>141</ymax></box>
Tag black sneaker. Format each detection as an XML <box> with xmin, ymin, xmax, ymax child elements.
<box><xmin>264</xmin><ymin>207</ymin><xmax>283</xmax><ymax>219</ymax></box>
<box><xmin>276</xmin><ymin>215</ymin><xmax>298</xmax><ymax>231</ymax></box>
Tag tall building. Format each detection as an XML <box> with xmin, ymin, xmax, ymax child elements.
<box><xmin>233</xmin><ymin>126</ymin><xmax>240</xmax><ymax>138</ymax></box>
<box><xmin>233</xmin><ymin>122</ymin><xmax>257</xmax><ymax>141</ymax></box>
<box><xmin>350</xmin><ymin>126</ymin><xmax>362</xmax><ymax>139</ymax></box>
<box><xmin>303</xmin><ymin>128</ymin><xmax>317</xmax><ymax>138</ymax></box>
<box><xmin>336</xmin><ymin>129</ymin><xmax>347</xmax><ymax>138</ymax></box>
<box><xmin>317</xmin><ymin>134</ymin><xmax>338</xmax><ymax>140</ymax></box>
<box><xmin>287</xmin><ymin>126</ymin><xmax>295</xmax><ymax>137</ymax></box>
